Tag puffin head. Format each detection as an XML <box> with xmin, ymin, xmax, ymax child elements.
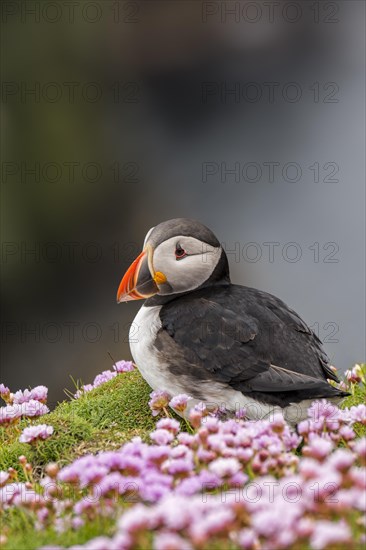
<box><xmin>117</xmin><ymin>218</ymin><xmax>230</xmax><ymax>303</ymax></box>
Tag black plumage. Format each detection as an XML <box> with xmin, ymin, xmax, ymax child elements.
<box><xmin>149</xmin><ymin>272</ymin><xmax>346</xmax><ymax>408</ymax></box>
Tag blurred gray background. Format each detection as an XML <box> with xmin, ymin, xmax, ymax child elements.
<box><xmin>1</xmin><ymin>1</ymin><xmax>365</xmax><ymax>405</ymax></box>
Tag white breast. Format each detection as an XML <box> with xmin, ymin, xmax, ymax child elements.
<box><xmin>129</xmin><ymin>305</ymin><xmax>325</xmax><ymax>426</ymax></box>
<box><xmin>130</xmin><ymin>305</ymin><xmax>190</xmax><ymax>396</ymax></box>
<box><xmin>130</xmin><ymin>305</ymin><xmax>162</xmax><ymax>388</ymax></box>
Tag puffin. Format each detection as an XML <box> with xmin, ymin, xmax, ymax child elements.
<box><xmin>117</xmin><ymin>218</ymin><xmax>347</xmax><ymax>423</ymax></box>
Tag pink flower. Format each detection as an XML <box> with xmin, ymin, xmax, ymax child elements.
<box><xmin>269</xmin><ymin>412</ymin><xmax>286</xmax><ymax>432</ymax></box>
<box><xmin>349</xmin><ymin>404</ymin><xmax>366</xmax><ymax>425</ymax></box>
<box><xmin>13</xmin><ymin>385</ymin><xmax>48</xmax><ymax>404</ymax></box>
<box><xmin>113</xmin><ymin>360</ymin><xmax>135</xmax><ymax>373</ymax></box>
<box><xmin>308</xmin><ymin>400</ymin><xmax>340</xmax><ymax>425</ymax></box>
<box><xmin>339</xmin><ymin>425</ymin><xmax>356</xmax><ymax>441</ymax></box>
<box><xmin>298</xmin><ymin>458</ymin><xmax>320</xmax><ymax>479</ymax></box>
<box><xmin>189</xmin><ymin>507</ymin><xmax>235</xmax><ymax>542</ymax></box>
<box><xmin>74</xmin><ymin>384</ymin><xmax>94</xmax><ymax>398</ymax></box>
<box><xmin>237</xmin><ymin>528</ymin><xmax>259</xmax><ymax>549</ymax></box>
<box><xmin>203</xmin><ymin>417</ymin><xmax>219</xmax><ymax>432</ymax></box>
<box><xmin>118</xmin><ymin>503</ymin><xmax>153</xmax><ymax>533</ymax></box>
<box><xmin>20</xmin><ymin>400</ymin><xmax>49</xmax><ymax>418</ymax></box>
<box><xmin>111</xmin><ymin>532</ymin><xmax>132</xmax><ymax>550</ymax></box>
<box><xmin>156</xmin><ymin>418</ymin><xmax>181</xmax><ymax>435</ymax></box>
<box><xmin>81</xmin><ymin>536</ymin><xmax>114</xmax><ymax>550</ymax></box>
<box><xmin>328</xmin><ymin>449</ymin><xmax>355</xmax><ymax>472</ymax></box>
<box><xmin>153</xmin><ymin>532</ymin><xmax>192</xmax><ymax>550</ymax></box>
<box><xmin>209</xmin><ymin>457</ymin><xmax>241</xmax><ymax>477</ymax></box>
<box><xmin>92</xmin><ymin>370</ymin><xmax>117</xmax><ymax>388</ymax></box>
<box><xmin>162</xmin><ymin>458</ymin><xmax>193</xmax><ymax>475</ymax></box>
<box><xmin>144</xmin><ymin>446</ymin><xmax>171</xmax><ymax>465</ymax></box>
<box><xmin>177</xmin><ymin>433</ymin><xmax>195</xmax><ymax>446</ymax></box>
<box><xmin>310</xmin><ymin>520</ymin><xmax>351</xmax><ymax>549</ymax></box>
<box><xmin>189</xmin><ymin>409</ymin><xmax>203</xmax><ymax>429</ymax></box>
<box><xmin>19</xmin><ymin>424</ymin><xmax>54</xmax><ymax>444</ymax></box>
<box><xmin>235</xmin><ymin>407</ymin><xmax>247</xmax><ymax>419</ymax></box>
<box><xmin>193</xmin><ymin>402</ymin><xmax>208</xmax><ymax>414</ymax></box>
<box><xmin>296</xmin><ymin>518</ymin><xmax>314</xmax><ymax>538</ymax></box>
<box><xmin>354</xmin><ymin>437</ymin><xmax>366</xmax><ymax>461</ymax></box>
<box><xmin>0</xmin><ymin>384</ymin><xmax>10</xmax><ymax>403</ymax></box>
<box><xmin>97</xmin><ymin>472</ymin><xmax>131</xmax><ymax>497</ymax></box>
<box><xmin>71</xmin><ymin>517</ymin><xmax>84</xmax><ymax>530</ymax></box>
<box><xmin>150</xmin><ymin>429</ymin><xmax>175</xmax><ymax>446</ymax></box>
<box><xmin>169</xmin><ymin>394</ymin><xmax>192</xmax><ymax>414</ymax></box>
<box><xmin>304</xmin><ymin>436</ymin><xmax>334</xmax><ymax>460</ymax></box>
<box><xmin>149</xmin><ymin>390</ymin><xmax>171</xmax><ymax>417</ymax></box>
<box><xmin>0</xmin><ymin>404</ymin><xmax>22</xmax><ymax>424</ymax></box>
<box><xmin>73</xmin><ymin>361</ymin><xmax>135</xmax><ymax>398</ymax></box>
<box><xmin>345</xmin><ymin>364</ymin><xmax>364</xmax><ymax>384</ymax></box>
<box><xmin>0</xmin><ymin>471</ymin><xmax>9</xmax><ymax>486</ymax></box>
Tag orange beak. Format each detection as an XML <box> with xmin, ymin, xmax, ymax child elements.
<box><xmin>117</xmin><ymin>246</ymin><xmax>165</xmax><ymax>303</ymax></box>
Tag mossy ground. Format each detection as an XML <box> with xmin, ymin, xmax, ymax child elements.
<box><xmin>1</xmin><ymin>366</ymin><xmax>365</xmax><ymax>550</ymax></box>
<box><xmin>1</xmin><ymin>370</ymin><xmax>161</xmax><ymax>549</ymax></box>
<box><xmin>0</xmin><ymin>370</ymin><xmax>157</xmax><ymax>478</ymax></box>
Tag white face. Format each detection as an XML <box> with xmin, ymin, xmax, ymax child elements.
<box><xmin>150</xmin><ymin>235</ymin><xmax>222</xmax><ymax>295</ymax></box>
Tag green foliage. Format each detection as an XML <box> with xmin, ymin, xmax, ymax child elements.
<box><xmin>340</xmin><ymin>363</ymin><xmax>366</xmax><ymax>439</ymax></box>
<box><xmin>1</xmin><ymin>370</ymin><xmax>160</xmax><ymax>549</ymax></box>
<box><xmin>3</xmin><ymin>511</ymin><xmax>116</xmax><ymax>550</ymax></box>
<box><xmin>0</xmin><ymin>371</ymin><xmax>156</xmax><ymax>477</ymax></box>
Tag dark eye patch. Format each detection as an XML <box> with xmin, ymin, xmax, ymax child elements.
<box><xmin>175</xmin><ymin>243</ymin><xmax>187</xmax><ymax>260</ymax></box>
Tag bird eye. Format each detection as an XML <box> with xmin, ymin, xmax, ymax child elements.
<box><xmin>175</xmin><ymin>245</ymin><xmax>187</xmax><ymax>260</ymax></box>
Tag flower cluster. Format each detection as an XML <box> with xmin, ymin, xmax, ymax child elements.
<box><xmin>0</xmin><ymin>384</ymin><xmax>10</xmax><ymax>403</ymax></box>
<box><xmin>19</xmin><ymin>424</ymin><xmax>54</xmax><ymax>444</ymax></box>
<box><xmin>299</xmin><ymin>399</ymin><xmax>366</xmax><ymax>442</ymax></box>
<box><xmin>74</xmin><ymin>361</ymin><xmax>134</xmax><ymax>398</ymax></box>
<box><xmin>113</xmin><ymin>360</ymin><xmax>135</xmax><ymax>374</ymax></box>
<box><xmin>340</xmin><ymin>363</ymin><xmax>366</xmax><ymax>392</ymax></box>
<box><xmin>1</xmin><ymin>398</ymin><xmax>365</xmax><ymax>549</ymax></box>
<box><xmin>148</xmin><ymin>390</ymin><xmax>193</xmax><ymax>417</ymax></box>
<box><xmin>0</xmin><ymin>382</ymin><xmax>50</xmax><ymax>426</ymax></box>
<box><xmin>12</xmin><ymin>385</ymin><xmax>48</xmax><ymax>405</ymax></box>
<box><xmin>148</xmin><ymin>390</ymin><xmax>171</xmax><ymax>416</ymax></box>
<box><xmin>0</xmin><ymin>400</ymin><xmax>49</xmax><ymax>426</ymax></box>
<box><xmin>169</xmin><ymin>394</ymin><xmax>192</xmax><ymax>413</ymax></box>
<box><xmin>1</xmin><ymin>363</ymin><xmax>365</xmax><ymax>549</ymax></box>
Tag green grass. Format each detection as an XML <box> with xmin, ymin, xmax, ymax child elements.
<box><xmin>3</xmin><ymin>512</ymin><xmax>117</xmax><ymax>550</ymax></box>
<box><xmin>340</xmin><ymin>368</ymin><xmax>366</xmax><ymax>439</ymax></box>
<box><xmin>341</xmin><ymin>380</ymin><xmax>365</xmax><ymax>410</ymax></box>
<box><xmin>1</xmin><ymin>370</ymin><xmax>167</xmax><ymax>549</ymax></box>
<box><xmin>0</xmin><ymin>370</ymin><xmax>157</xmax><ymax>477</ymax></box>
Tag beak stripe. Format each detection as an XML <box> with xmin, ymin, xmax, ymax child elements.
<box><xmin>117</xmin><ymin>246</ymin><xmax>161</xmax><ymax>303</ymax></box>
